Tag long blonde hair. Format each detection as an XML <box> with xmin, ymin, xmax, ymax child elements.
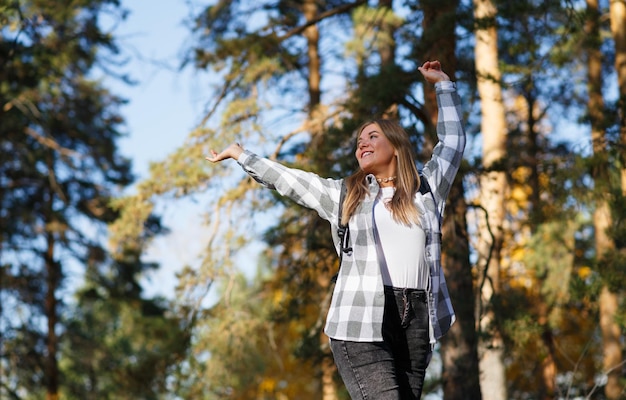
<box><xmin>341</xmin><ymin>119</ymin><xmax>421</xmax><ymax>226</ymax></box>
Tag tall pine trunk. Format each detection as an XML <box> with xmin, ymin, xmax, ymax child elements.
<box><xmin>473</xmin><ymin>0</ymin><xmax>508</xmax><ymax>398</ymax></box>
<box><xmin>602</xmin><ymin>2</ymin><xmax>626</xmax><ymax>399</ymax></box>
<box><xmin>521</xmin><ymin>72</ymin><xmax>560</xmax><ymax>399</ymax></box>
<box><xmin>421</xmin><ymin>1</ymin><xmax>482</xmax><ymax>398</ymax></box>
<box><xmin>302</xmin><ymin>2</ymin><xmax>339</xmax><ymax>398</ymax></box>
<box><xmin>45</xmin><ymin>233</ymin><xmax>59</xmax><ymax>400</ymax></box>
<box><xmin>379</xmin><ymin>0</ymin><xmax>399</xmax><ymax>120</ymax></box>
<box><xmin>611</xmin><ymin>0</ymin><xmax>626</xmax><ymax>195</ymax></box>
<box><xmin>44</xmin><ymin>154</ymin><xmax>60</xmax><ymax>400</ymax></box>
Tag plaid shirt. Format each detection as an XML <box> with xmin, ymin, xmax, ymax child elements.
<box><xmin>237</xmin><ymin>81</ymin><xmax>465</xmax><ymax>343</ymax></box>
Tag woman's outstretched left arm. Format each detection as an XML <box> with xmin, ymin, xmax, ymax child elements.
<box><xmin>206</xmin><ymin>144</ymin><xmax>343</xmax><ymax>225</ymax></box>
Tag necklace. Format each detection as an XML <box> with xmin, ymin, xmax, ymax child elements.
<box><xmin>376</xmin><ymin>176</ymin><xmax>396</xmax><ymax>183</ymax></box>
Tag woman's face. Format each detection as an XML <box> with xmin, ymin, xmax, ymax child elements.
<box><xmin>355</xmin><ymin>123</ymin><xmax>397</xmax><ymax>177</ymax></box>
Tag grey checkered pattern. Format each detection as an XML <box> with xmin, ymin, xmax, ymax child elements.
<box><xmin>237</xmin><ymin>80</ymin><xmax>465</xmax><ymax>344</ymax></box>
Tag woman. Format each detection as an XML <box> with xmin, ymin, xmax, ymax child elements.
<box><xmin>206</xmin><ymin>60</ymin><xmax>465</xmax><ymax>399</ymax></box>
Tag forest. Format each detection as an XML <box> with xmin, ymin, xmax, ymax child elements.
<box><xmin>1</xmin><ymin>0</ymin><xmax>626</xmax><ymax>399</ymax></box>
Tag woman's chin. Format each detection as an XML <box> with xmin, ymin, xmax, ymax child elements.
<box><xmin>358</xmin><ymin>162</ymin><xmax>373</xmax><ymax>173</ymax></box>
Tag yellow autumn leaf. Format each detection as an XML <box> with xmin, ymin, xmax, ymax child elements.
<box><xmin>577</xmin><ymin>266</ymin><xmax>592</xmax><ymax>280</ymax></box>
<box><xmin>259</xmin><ymin>377</ymin><xmax>276</xmax><ymax>393</ymax></box>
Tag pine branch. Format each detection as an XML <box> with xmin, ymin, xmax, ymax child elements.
<box><xmin>279</xmin><ymin>0</ymin><xmax>368</xmax><ymax>42</ymax></box>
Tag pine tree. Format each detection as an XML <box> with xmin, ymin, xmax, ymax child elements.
<box><xmin>473</xmin><ymin>0</ymin><xmax>508</xmax><ymax>397</ymax></box>
<box><xmin>0</xmin><ymin>1</ymin><xmax>184</xmax><ymax>398</ymax></box>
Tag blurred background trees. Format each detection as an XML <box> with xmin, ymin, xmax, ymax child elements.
<box><xmin>0</xmin><ymin>1</ymin><xmax>187</xmax><ymax>399</ymax></box>
<box><xmin>2</xmin><ymin>0</ymin><xmax>626</xmax><ymax>399</ymax></box>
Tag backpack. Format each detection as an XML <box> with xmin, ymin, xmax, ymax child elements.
<box><xmin>334</xmin><ymin>173</ymin><xmax>431</xmax><ymax>281</ymax></box>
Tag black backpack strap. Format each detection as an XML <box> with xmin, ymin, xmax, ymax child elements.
<box><xmin>418</xmin><ymin>172</ymin><xmax>431</xmax><ymax>195</ymax></box>
<box><xmin>333</xmin><ymin>180</ymin><xmax>351</xmax><ymax>283</ymax></box>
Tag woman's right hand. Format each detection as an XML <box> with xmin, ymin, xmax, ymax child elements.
<box><xmin>418</xmin><ymin>60</ymin><xmax>450</xmax><ymax>84</ymax></box>
<box><xmin>205</xmin><ymin>143</ymin><xmax>244</xmax><ymax>163</ymax></box>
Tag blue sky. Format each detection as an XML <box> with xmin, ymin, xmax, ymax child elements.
<box><xmin>112</xmin><ymin>1</ymin><xmax>198</xmax><ymax>174</ymax></box>
<box><xmin>106</xmin><ymin>1</ymin><xmax>209</xmax><ymax>298</ymax></box>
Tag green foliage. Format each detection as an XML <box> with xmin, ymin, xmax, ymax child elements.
<box><xmin>525</xmin><ymin>220</ymin><xmax>575</xmax><ymax>307</ymax></box>
<box><xmin>598</xmin><ymin>248</ymin><xmax>626</xmax><ymax>294</ymax></box>
<box><xmin>346</xmin><ymin>5</ymin><xmax>404</xmax><ymax>63</ymax></box>
<box><xmin>61</xmin><ymin>280</ymin><xmax>188</xmax><ymax>399</ymax></box>
<box><xmin>498</xmin><ymin>220</ymin><xmax>602</xmax><ymax>397</ymax></box>
<box><xmin>174</xmin><ymin>270</ymin><xmax>324</xmax><ymax>399</ymax></box>
<box><xmin>0</xmin><ymin>1</ymin><xmax>186</xmax><ymax>398</ymax></box>
<box><xmin>59</xmin><ymin>0</ymin><xmax>626</xmax><ymax>399</ymax></box>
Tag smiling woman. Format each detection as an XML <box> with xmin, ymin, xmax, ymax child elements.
<box><xmin>355</xmin><ymin>122</ymin><xmax>398</xmax><ymax>183</ymax></box>
<box><xmin>205</xmin><ymin>60</ymin><xmax>466</xmax><ymax>399</ymax></box>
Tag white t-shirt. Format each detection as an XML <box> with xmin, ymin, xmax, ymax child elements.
<box><xmin>374</xmin><ymin>187</ymin><xmax>428</xmax><ymax>289</ymax></box>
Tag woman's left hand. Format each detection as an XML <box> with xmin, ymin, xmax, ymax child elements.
<box><xmin>205</xmin><ymin>142</ymin><xmax>244</xmax><ymax>163</ymax></box>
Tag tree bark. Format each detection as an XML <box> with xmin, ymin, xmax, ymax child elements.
<box><xmin>302</xmin><ymin>3</ymin><xmax>341</xmax><ymax>399</ymax></box>
<box><xmin>609</xmin><ymin>0</ymin><xmax>626</xmax><ymax>195</ymax></box>
<box><xmin>378</xmin><ymin>0</ymin><xmax>395</xmax><ymax>67</ymax></box>
<box><xmin>440</xmin><ymin>176</ymin><xmax>482</xmax><ymax>400</ymax></box>
<box><xmin>44</xmin><ymin>177</ymin><xmax>59</xmax><ymax>400</ymax></box>
<box><xmin>600</xmin><ymin>2</ymin><xmax>624</xmax><ymax>398</ymax></box>
<box><xmin>473</xmin><ymin>0</ymin><xmax>508</xmax><ymax>398</ymax></box>
<box><xmin>421</xmin><ymin>1</ymin><xmax>482</xmax><ymax>398</ymax></box>
<box><xmin>421</xmin><ymin>0</ymin><xmax>458</xmax><ymax>152</ymax></box>
<box><xmin>321</xmin><ymin>342</ymin><xmax>339</xmax><ymax>400</ymax></box>
<box><xmin>379</xmin><ymin>0</ymin><xmax>399</xmax><ymax>119</ymax></box>
<box><xmin>304</xmin><ymin>0</ymin><xmax>321</xmax><ymax>109</ymax></box>
<box><xmin>45</xmin><ymin>238</ymin><xmax>59</xmax><ymax>400</ymax></box>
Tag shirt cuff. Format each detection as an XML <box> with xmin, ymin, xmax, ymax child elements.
<box><xmin>434</xmin><ymin>80</ymin><xmax>456</xmax><ymax>92</ymax></box>
<box><xmin>236</xmin><ymin>150</ymin><xmax>251</xmax><ymax>165</ymax></box>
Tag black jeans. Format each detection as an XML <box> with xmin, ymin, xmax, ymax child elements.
<box><xmin>330</xmin><ymin>287</ymin><xmax>432</xmax><ymax>399</ymax></box>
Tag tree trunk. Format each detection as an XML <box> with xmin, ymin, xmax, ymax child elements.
<box><xmin>302</xmin><ymin>3</ymin><xmax>340</xmax><ymax>399</ymax></box>
<box><xmin>610</xmin><ymin>0</ymin><xmax>626</xmax><ymax>195</ymax></box>
<box><xmin>303</xmin><ymin>0</ymin><xmax>324</xmax><ymax>154</ymax></box>
<box><xmin>600</xmin><ymin>286</ymin><xmax>622</xmax><ymax>399</ymax></box>
<box><xmin>321</xmin><ymin>343</ymin><xmax>339</xmax><ymax>400</ymax></box>
<box><xmin>440</xmin><ymin>175</ymin><xmax>482</xmax><ymax>400</ymax></box>
<box><xmin>44</xmin><ymin>183</ymin><xmax>59</xmax><ymax>400</ymax></box>
<box><xmin>304</xmin><ymin>0</ymin><xmax>321</xmax><ymax>109</ymax></box>
<box><xmin>473</xmin><ymin>0</ymin><xmax>508</xmax><ymax>398</ymax></box>
<box><xmin>378</xmin><ymin>0</ymin><xmax>395</xmax><ymax>67</ymax></box>
<box><xmin>537</xmin><ymin>304</ymin><xmax>557</xmax><ymax>399</ymax></box>
<box><xmin>421</xmin><ymin>1</ymin><xmax>482</xmax><ymax>399</ymax></box>
<box><xmin>421</xmin><ymin>0</ymin><xmax>458</xmax><ymax>151</ymax></box>
<box><xmin>379</xmin><ymin>0</ymin><xmax>399</xmax><ymax>119</ymax></box>
<box><xmin>45</xmin><ymin>247</ymin><xmax>59</xmax><ymax>400</ymax></box>
<box><xmin>603</xmin><ymin>2</ymin><xmax>625</xmax><ymax>398</ymax></box>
